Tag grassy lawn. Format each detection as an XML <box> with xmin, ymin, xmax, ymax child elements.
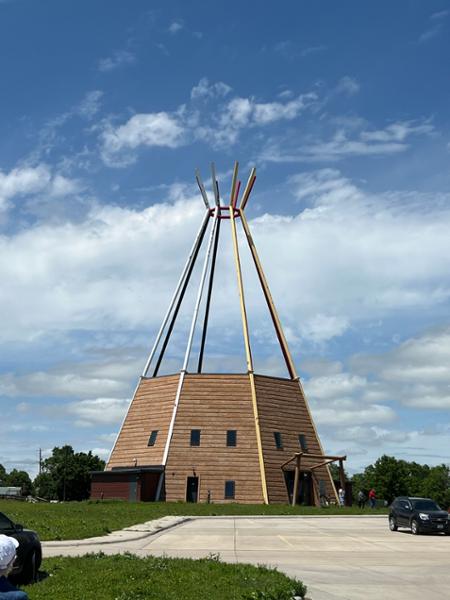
<box><xmin>23</xmin><ymin>554</ymin><xmax>307</xmax><ymax>600</ymax></box>
<box><xmin>0</xmin><ymin>499</ymin><xmax>388</xmax><ymax>541</ymax></box>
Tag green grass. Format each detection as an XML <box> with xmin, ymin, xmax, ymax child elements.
<box><xmin>23</xmin><ymin>554</ymin><xmax>307</xmax><ymax>600</ymax></box>
<box><xmin>0</xmin><ymin>499</ymin><xmax>388</xmax><ymax>541</ymax></box>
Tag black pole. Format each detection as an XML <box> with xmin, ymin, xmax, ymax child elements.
<box><xmin>197</xmin><ymin>216</ymin><xmax>221</xmax><ymax>373</ymax></box>
<box><xmin>152</xmin><ymin>216</ymin><xmax>210</xmax><ymax>377</ymax></box>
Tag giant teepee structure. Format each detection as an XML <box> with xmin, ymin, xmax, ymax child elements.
<box><xmin>91</xmin><ymin>163</ymin><xmax>345</xmax><ymax>505</ymax></box>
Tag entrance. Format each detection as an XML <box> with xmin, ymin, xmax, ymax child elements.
<box><xmin>186</xmin><ymin>476</ymin><xmax>199</xmax><ymax>502</ymax></box>
<box><xmin>284</xmin><ymin>470</ymin><xmax>313</xmax><ymax>505</ymax></box>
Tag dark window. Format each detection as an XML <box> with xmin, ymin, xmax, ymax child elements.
<box><xmin>298</xmin><ymin>434</ymin><xmax>308</xmax><ymax>451</ymax></box>
<box><xmin>190</xmin><ymin>429</ymin><xmax>201</xmax><ymax>446</ymax></box>
<box><xmin>226</xmin><ymin>430</ymin><xmax>237</xmax><ymax>447</ymax></box>
<box><xmin>224</xmin><ymin>480</ymin><xmax>235</xmax><ymax>500</ymax></box>
<box><xmin>147</xmin><ymin>430</ymin><xmax>158</xmax><ymax>446</ymax></box>
<box><xmin>273</xmin><ymin>431</ymin><xmax>283</xmax><ymax>449</ymax></box>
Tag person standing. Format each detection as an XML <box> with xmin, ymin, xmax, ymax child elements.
<box><xmin>338</xmin><ymin>487</ymin><xmax>345</xmax><ymax>506</ymax></box>
<box><xmin>357</xmin><ymin>490</ymin><xmax>366</xmax><ymax>509</ymax></box>
<box><xmin>368</xmin><ymin>488</ymin><xmax>376</xmax><ymax>509</ymax></box>
<box><xmin>0</xmin><ymin>534</ymin><xmax>29</xmax><ymax>599</ymax></box>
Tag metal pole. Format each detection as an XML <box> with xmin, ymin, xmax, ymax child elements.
<box><xmin>195</xmin><ymin>169</ymin><xmax>210</xmax><ymax>209</ymax></box>
<box><xmin>211</xmin><ymin>162</ymin><xmax>220</xmax><ymax>206</ymax></box>
<box><xmin>239</xmin><ymin>209</ymin><xmax>298</xmax><ymax>380</ymax></box>
<box><xmin>142</xmin><ymin>210</ymin><xmax>210</xmax><ymax>377</ymax></box>
<box><xmin>160</xmin><ymin>207</ymin><xmax>220</xmax><ymax>470</ymax></box>
<box><xmin>197</xmin><ymin>215</ymin><xmax>221</xmax><ymax>373</ymax></box>
<box><xmin>152</xmin><ymin>212</ymin><xmax>211</xmax><ymax>377</ymax></box>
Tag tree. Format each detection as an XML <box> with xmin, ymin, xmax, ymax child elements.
<box><xmin>7</xmin><ymin>469</ymin><xmax>34</xmax><ymax>496</ymax></box>
<box><xmin>351</xmin><ymin>455</ymin><xmax>450</xmax><ymax>507</ymax></box>
<box><xmin>0</xmin><ymin>464</ymin><xmax>7</xmax><ymax>485</ymax></box>
<box><xmin>35</xmin><ymin>445</ymin><xmax>105</xmax><ymax>501</ymax></box>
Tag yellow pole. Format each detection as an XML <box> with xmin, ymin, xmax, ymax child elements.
<box><xmin>229</xmin><ymin>207</ymin><xmax>268</xmax><ymax>504</ymax></box>
<box><xmin>240</xmin><ymin>167</ymin><xmax>256</xmax><ymax>211</ymax></box>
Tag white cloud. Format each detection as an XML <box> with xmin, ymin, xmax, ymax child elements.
<box><xmin>190</xmin><ymin>77</ymin><xmax>232</xmax><ymax>100</ymax></box>
<box><xmin>168</xmin><ymin>21</ymin><xmax>183</xmax><ymax>34</ymax></box>
<box><xmin>100</xmin><ymin>112</ymin><xmax>186</xmax><ymax>166</ymax></box>
<box><xmin>260</xmin><ymin>120</ymin><xmax>434</xmax><ymax>163</ymax></box>
<box><xmin>77</xmin><ymin>90</ymin><xmax>103</xmax><ymax>119</ymax></box>
<box><xmin>351</xmin><ymin>327</ymin><xmax>450</xmax><ymax>410</ymax></box>
<box><xmin>98</xmin><ymin>50</ymin><xmax>136</xmax><ymax>72</ymax></box>
<box><xmin>0</xmin><ymin>169</ymin><xmax>449</xmax><ymax>350</ymax></box>
<box><xmin>0</xmin><ymin>164</ymin><xmax>80</xmax><ymax>212</ymax></box>
<box><xmin>65</xmin><ymin>397</ymin><xmax>130</xmax><ymax>427</ymax></box>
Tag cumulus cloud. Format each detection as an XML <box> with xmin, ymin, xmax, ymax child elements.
<box><xmin>0</xmin><ymin>168</ymin><xmax>449</xmax><ymax>349</ymax></box>
<box><xmin>0</xmin><ymin>164</ymin><xmax>80</xmax><ymax>212</ymax></box>
<box><xmin>100</xmin><ymin>112</ymin><xmax>186</xmax><ymax>166</ymax></box>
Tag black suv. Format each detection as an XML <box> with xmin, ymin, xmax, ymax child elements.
<box><xmin>389</xmin><ymin>497</ymin><xmax>450</xmax><ymax>535</ymax></box>
<box><xmin>0</xmin><ymin>510</ymin><xmax>42</xmax><ymax>582</ymax></box>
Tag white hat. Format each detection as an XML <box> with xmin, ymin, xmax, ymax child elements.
<box><xmin>0</xmin><ymin>534</ymin><xmax>19</xmax><ymax>569</ymax></box>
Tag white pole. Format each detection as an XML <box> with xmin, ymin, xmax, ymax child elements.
<box><xmin>161</xmin><ymin>206</ymin><xmax>220</xmax><ymax>467</ymax></box>
<box><xmin>142</xmin><ymin>209</ymin><xmax>210</xmax><ymax>377</ymax></box>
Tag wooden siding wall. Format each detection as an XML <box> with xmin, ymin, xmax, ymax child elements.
<box><xmin>254</xmin><ymin>375</ymin><xmax>335</xmax><ymax>503</ymax></box>
<box><xmin>107</xmin><ymin>375</ymin><xmax>178</xmax><ymax>469</ymax></box>
<box><xmin>165</xmin><ymin>374</ymin><xmax>264</xmax><ymax>504</ymax></box>
<box><xmin>91</xmin><ymin>473</ymin><xmax>139</xmax><ymax>501</ymax></box>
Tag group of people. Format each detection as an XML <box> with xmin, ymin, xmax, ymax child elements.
<box><xmin>337</xmin><ymin>487</ymin><xmax>377</xmax><ymax>508</ymax></box>
<box><xmin>0</xmin><ymin>535</ymin><xmax>29</xmax><ymax>599</ymax></box>
<box><xmin>357</xmin><ymin>488</ymin><xmax>377</xmax><ymax>509</ymax></box>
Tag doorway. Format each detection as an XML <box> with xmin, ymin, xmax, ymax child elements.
<box><xmin>283</xmin><ymin>470</ymin><xmax>313</xmax><ymax>505</ymax></box>
<box><xmin>186</xmin><ymin>476</ymin><xmax>199</xmax><ymax>502</ymax></box>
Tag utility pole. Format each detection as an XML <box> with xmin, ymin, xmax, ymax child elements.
<box><xmin>38</xmin><ymin>448</ymin><xmax>42</xmax><ymax>475</ymax></box>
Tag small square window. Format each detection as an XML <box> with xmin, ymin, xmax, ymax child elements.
<box><xmin>147</xmin><ymin>430</ymin><xmax>158</xmax><ymax>446</ymax></box>
<box><xmin>190</xmin><ymin>429</ymin><xmax>201</xmax><ymax>446</ymax></box>
<box><xmin>273</xmin><ymin>431</ymin><xmax>283</xmax><ymax>449</ymax></box>
<box><xmin>226</xmin><ymin>430</ymin><xmax>237</xmax><ymax>447</ymax></box>
<box><xmin>224</xmin><ymin>480</ymin><xmax>235</xmax><ymax>500</ymax></box>
<box><xmin>298</xmin><ymin>434</ymin><xmax>308</xmax><ymax>452</ymax></box>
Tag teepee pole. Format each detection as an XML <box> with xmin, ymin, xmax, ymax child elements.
<box><xmin>161</xmin><ymin>206</ymin><xmax>220</xmax><ymax>470</ymax></box>
<box><xmin>239</xmin><ymin>209</ymin><xmax>298</xmax><ymax>380</ymax></box>
<box><xmin>152</xmin><ymin>213</ymin><xmax>211</xmax><ymax>377</ymax></box>
<box><xmin>239</xmin><ymin>167</ymin><xmax>256</xmax><ymax>210</ymax></box>
<box><xmin>239</xmin><ymin>209</ymin><xmax>338</xmax><ymax>503</ymax></box>
<box><xmin>229</xmin><ymin>205</ymin><xmax>268</xmax><ymax>504</ymax></box>
<box><xmin>197</xmin><ymin>213</ymin><xmax>221</xmax><ymax>373</ymax></box>
<box><xmin>142</xmin><ymin>210</ymin><xmax>211</xmax><ymax>377</ymax></box>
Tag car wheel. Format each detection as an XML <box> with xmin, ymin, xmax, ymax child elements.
<box><xmin>21</xmin><ymin>550</ymin><xmax>37</xmax><ymax>584</ymax></box>
<box><xmin>389</xmin><ymin>516</ymin><xmax>398</xmax><ymax>531</ymax></box>
<box><xmin>411</xmin><ymin>519</ymin><xmax>420</xmax><ymax>535</ymax></box>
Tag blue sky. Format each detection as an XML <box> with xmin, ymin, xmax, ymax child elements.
<box><xmin>1</xmin><ymin>0</ymin><xmax>450</xmax><ymax>476</ymax></box>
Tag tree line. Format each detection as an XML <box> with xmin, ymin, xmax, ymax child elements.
<box><xmin>1</xmin><ymin>450</ymin><xmax>449</xmax><ymax>506</ymax></box>
<box><xmin>0</xmin><ymin>445</ymin><xmax>105</xmax><ymax>501</ymax></box>
<box><xmin>351</xmin><ymin>455</ymin><xmax>450</xmax><ymax>507</ymax></box>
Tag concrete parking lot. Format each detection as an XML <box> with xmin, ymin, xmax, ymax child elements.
<box><xmin>44</xmin><ymin>515</ymin><xmax>449</xmax><ymax>600</ymax></box>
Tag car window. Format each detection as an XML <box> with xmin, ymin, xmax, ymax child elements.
<box><xmin>412</xmin><ymin>499</ymin><xmax>440</xmax><ymax>511</ymax></box>
<box><xmin>0</xmin><ymin>512</ymin><xmax>14</xmax><ymax>529</ymax></box>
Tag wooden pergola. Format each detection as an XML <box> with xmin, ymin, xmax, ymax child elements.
<box><xmin>281</xmin><ymin>452</ymin><xmax>347</xmax><ymax>506</ymax></box>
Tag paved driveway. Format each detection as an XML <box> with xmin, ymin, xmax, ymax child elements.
<box><xmin>44</xmin><ymin>516</ymin><xmax>449</xmax><ymax>600</ymax></box>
